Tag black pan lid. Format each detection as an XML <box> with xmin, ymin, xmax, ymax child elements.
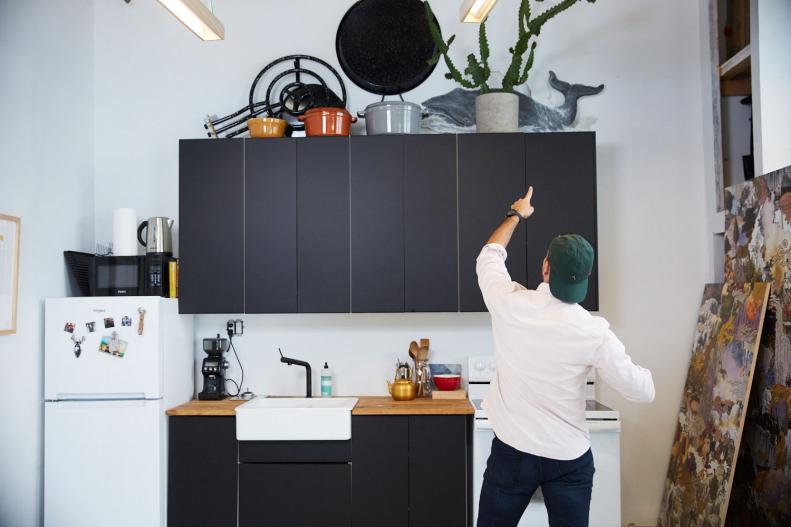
<box><xmin>336</xmin><ymin>0</ymin><xmax>440</xmax><ymax>96</ymax></box>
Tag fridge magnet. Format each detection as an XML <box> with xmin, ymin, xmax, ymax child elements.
<box><xmin>104</xmin><ymin>317</ymin><xmax>114</xmax><ymax>329</ymax></box>
<box><xmin>63</xmin><ymin>322</ymin><xmax>75</xmax><ymax>334</ymax></box>
<box><xmin>85</xmin><ymin>321</ymin><xmax>95</xmax><ymax>333</ymax></box>
<box><xmin>137</xmin><ymin>308</ymin><xmax>146</xmax><ymax>336</ymax></box>
<box><xmin>121</xmin><ymin>316</ymin><xmax>132</xmax><ymax>327</ymax></box>
<box><xmin>99</xmin><ymin>331</ymin><xmax>128</xmax><ymax>358</ymax></box>
<box><xmin>0</xmin><ymin>214</ymin><xmax>21</xmax><ymax>336</ymax></box>
<box><xmin>70</xmin><ymin>334</ymin><xmax>85</xmax><ymax>358</ymax></box>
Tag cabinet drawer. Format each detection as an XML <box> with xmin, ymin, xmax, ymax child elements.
<box><xmin>239</xmin><ymin>463</ymin><xmax>351</xmax><ymax>527</ymax></box>
<box><xmin>239</xmin><ymin>440</ymin><xmax>351</xmax><ymax>463</ymax></box>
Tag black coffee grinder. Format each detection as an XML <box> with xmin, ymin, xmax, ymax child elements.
<box><xmin>198</xmin><ymin>334</ymin><xmax>229</xmax><ymax>400</ymax></box>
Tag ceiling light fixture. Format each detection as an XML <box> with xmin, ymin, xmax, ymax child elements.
<box><xmin>156</xmin><ymin>0</ymin><xmax>225</xmax><ymax>41</ymax></box>
<box><xmin>459</xmin><ymin>0</ymin><xmax>498</xmax><ymax>23</ymax></box>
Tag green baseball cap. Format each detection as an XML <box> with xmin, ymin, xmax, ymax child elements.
<box><xmin>547</xmin><ymin>234</ymin><xmax>594</xmax><ymax>304</ymax></box>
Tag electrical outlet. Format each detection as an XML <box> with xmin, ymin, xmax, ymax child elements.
<box><xmin>226</xmin><ymin>319</ymin><xmax>244</xmax><ymax>337</ymax></box>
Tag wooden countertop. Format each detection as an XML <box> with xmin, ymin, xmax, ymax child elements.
<box><xmin>167</xmin><ymin>396</ymin><xmax>474</xmax><ymax>417</ymax></box>
<box><xmin>166</xmin><ymin>399</ymin><xmax>246</xmax><ymax>416</ymax></box>
<box><xmin>352</xmin><ymin>396</ymin><xmax>474</xmax><ymax>415</ymax></box>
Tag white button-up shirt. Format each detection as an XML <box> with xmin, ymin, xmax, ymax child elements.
<box><xmin>477</xmin><ymin>243</ymin><xmax>655</xmax><ymax>460</ymax></box>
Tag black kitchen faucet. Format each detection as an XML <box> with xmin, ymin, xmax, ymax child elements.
<box><xmin>279</xmin><ymin>349</ymin><xmax>312</xmax><ymax>398</ymax></box>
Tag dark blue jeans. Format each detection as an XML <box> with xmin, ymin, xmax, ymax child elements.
<box><xmin>478</xmin><ymin>436</ymin><xmax>595</xmax><ymax>527</ymax></box>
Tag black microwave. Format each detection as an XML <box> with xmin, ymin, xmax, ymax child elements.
<box><xmin>65</xmin><ymin>251</ymin><xmax>146</xmax><ymax>296</ymax></box>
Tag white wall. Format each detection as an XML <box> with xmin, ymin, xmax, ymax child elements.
<box><xmin>751</xmin><ymin>0</ymin><xmax>791</xmax><ymax>176</ymax></box>
<box><xmin>0</xmin><ymin>1</ymin><xmax>94</xmax><ymax>526</ymax></box>
<box><xmin>87</xmin><ymin>1</ymin><xmax>713</xmax><ymax>525</ymax></box>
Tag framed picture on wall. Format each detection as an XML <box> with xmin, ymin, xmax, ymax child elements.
<box><xmin>0</xmin><ymin>214</ymin><xmax>21</xmax><ymax>335</ymax></box>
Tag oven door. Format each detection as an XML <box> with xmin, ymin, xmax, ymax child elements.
<box><xmin>472</xmin><ymin>420</ymin><xmax>620</xmax><ymax>527</ymax></box>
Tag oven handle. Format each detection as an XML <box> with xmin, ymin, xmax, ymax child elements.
<box><xmin>474</xmin><ymin>419</ymin><xmax>493</xmax><ymax>430</ymax></box>
<box><xmin>587</xmin><ymin>421</ymin><xmax>621</xmax><ymax>432</ymax></box>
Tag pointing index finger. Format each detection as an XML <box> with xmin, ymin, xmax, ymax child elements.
<box><xmin>526</xmin><ymin>186</ymin><xmax>534</xmax><ymax>201</ymax></box>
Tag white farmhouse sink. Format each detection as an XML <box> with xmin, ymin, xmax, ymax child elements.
<box><xmin>235</xmin><ymin>397</ymin><xmax>358</xmax><ymax>441</ymax></box>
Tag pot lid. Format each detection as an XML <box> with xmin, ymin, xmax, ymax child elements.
<box><xmin>364</xmin><ymin>100</ymin><xmax>422</xmax><ymax>111</ymax></box>
<box><xmin>336</xmin><ymin>0</ymin><xmax>440</xmax><ymax>96</ymax></box>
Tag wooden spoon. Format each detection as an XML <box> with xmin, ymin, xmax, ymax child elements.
<box><xmin>409</xmin><ymin>341</ymin><xmax>419</xmax><ymax>360</ymax></box>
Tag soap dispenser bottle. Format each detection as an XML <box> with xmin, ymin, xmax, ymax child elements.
<box><xmin>321</xmin><ymin>362</ymin><xmax>333</xmax><ymax>397</ymax></box>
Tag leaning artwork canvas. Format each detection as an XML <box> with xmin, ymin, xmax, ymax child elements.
<box><xmin>723</xmin><ymin>165</ymin><xmax>791</xmax><ymax>527</ymax></box>
<box><xmin>657</xmin><ymin>282</ymin><xmax>769</xmax><ymax>527</ymax></box>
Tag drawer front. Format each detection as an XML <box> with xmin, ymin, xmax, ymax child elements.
<box><xmin>239</xmin><ymin>463</ymin><xmax>351</xmax><ymax>527</ymax></box>
<box><xmin>239</xmin><ymin>439</ymin><xmax>351</xmax><ymax>463</ymax></box>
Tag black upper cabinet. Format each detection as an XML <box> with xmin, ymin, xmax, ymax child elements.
<box><xmin>458</xmin><ymin>134</ymin><xmax>527</xmax><ymax>312</ymax></box>
<box><xmin>297</xmin><ymin>138</ymin><xmax>350</xmax><ymax>313</ymax></box>
<box><xmin>179</xmin><ymin>139</ymin><xmax>244</xmax><ymax>314</ymax></box>
<box><xmin>245</xmin><ymin>139</ymin><xmax>298</xmax><ymax>313</ymax></box>
<box><xmin>404</xmin><ymin>135</ymin><xmax>459</xmax><ymax>312</ymax></box>
<box><xmin>524</xmin><ymin>133</ymin><xmax>598</xmax><ymax>310</ymax></box>
<box><xmin>351</xmin><ymin>136</ymin><xmax>405</xmax><ymax>312</ymax></box>
<box><xmin>178</xmin><ymin>133</ymin><xmax>597</xmax><ymax>314</ymax></box>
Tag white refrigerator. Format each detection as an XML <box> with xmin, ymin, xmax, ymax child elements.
<box><xmin>44</xmin><ymin>297</ymin><xmax>193</xmax><ymax>527</ymax></box>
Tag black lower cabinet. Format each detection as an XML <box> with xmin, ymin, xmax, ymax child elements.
<box><xmin>352</xmin><ymin>416</ymin><xmax>409</xmax><ymax>527</ymax></box>
<box><xmin>167</xmin><ymin>417</ymin><xmax>237</xmax><ymax>527</ymax></box>
<box><xmin>351</xmin><ymin>415</ymin><xmax>472</xmax><ymax>527</ymax></box>
<box><xmin>409</xmin><ymin>416</ymin><xmax>471</xmax><ymax>527</ymax></box>
<box><xmin>239</xmin><ymin>463</ymin><xmax>351</xmax><ymax>527</ymax></box>
<box><xmin>238</xmin><ymin>440</ymin><xmax>352</xmax><ymax>527</ymax></box>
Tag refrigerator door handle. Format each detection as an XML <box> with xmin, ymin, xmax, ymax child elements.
<box><xmin>51</xmin><ymin>393</ymin><xmax>149</xmax><ymax>402</ymax></box>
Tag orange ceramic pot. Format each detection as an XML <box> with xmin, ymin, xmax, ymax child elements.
<box><xmin>247</xmin><ymin>117</ymin><xmax>287</xmax><ymax>138</ymax></box>
<box><xmin>298</xmin><ymin>107</ymin><xmax>356</xmax><ymax>136</ymax></box>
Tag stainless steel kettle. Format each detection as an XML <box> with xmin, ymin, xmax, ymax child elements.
<box><xmin>137</xmin><ymin>217</ymin><xmax>174</xmax><ymax>255</ymax></box>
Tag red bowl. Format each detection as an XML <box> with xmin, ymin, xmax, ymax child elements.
<box><xmin>433</xmin><ymin>374</ymin><xmax>461</xmax><ymax>391</ymax></box>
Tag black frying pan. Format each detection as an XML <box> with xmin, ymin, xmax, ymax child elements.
<box><xmin>336</xmin><ymin>0</ymin><xmax>440</xmax><ymax>96</ymax></box>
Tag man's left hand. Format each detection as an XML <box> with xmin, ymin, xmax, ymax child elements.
<box><xmin>511</xmin><ymin>186</ymin><xmax>535</xmax><ymax>219</ymax></box>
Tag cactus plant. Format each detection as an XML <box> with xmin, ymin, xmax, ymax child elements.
<box><xmin>426</xmin><ymin>0</ymin><xmax>596</xmax><ymax>94</ymax></box>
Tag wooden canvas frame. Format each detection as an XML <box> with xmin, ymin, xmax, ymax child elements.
<box><xmin>658</xmin><ymin>282</ymin><xmax>770</xmax><ymax>527</ymax></box>
<box><xmin>0</xmin><ymin>214</ymin><xmax>21</xmax><ymax>335</ymax></box>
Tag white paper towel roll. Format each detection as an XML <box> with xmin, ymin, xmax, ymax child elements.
<box><xmin>113</xmin><ymin>208</ymin><xmax>138</xmax><ymax>256</ymax></box>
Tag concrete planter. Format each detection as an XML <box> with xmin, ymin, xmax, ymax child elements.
<box><xmin>475</xmin><ymin>92</ymin><xmax>519</xmax><ymax>133</ymax></box>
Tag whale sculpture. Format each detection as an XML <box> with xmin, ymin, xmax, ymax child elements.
<box><xmin>421</xmin><ymin>71</ymin><xmax>604</xmax><ymax>132</ymax></box>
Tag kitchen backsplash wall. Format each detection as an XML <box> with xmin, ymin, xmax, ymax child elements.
<box><xmin>194</xmin><ymin>313</ymin><xmax>493</xmax><ymax>397</ymax></box>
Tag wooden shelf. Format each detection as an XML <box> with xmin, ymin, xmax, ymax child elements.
<box><xmin>721</xmin><ymin>78</ymin><xmax>751</xmax><ymax>97</ymax></box>
<box><xmin>720</xmin><ymin>44</ymin><xmax>751</xmax><ymax>80</ymax></box>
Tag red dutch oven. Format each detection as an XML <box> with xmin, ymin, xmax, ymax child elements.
<box><xmin>298</xmin><ymin>107</ymin><xmax>357</xmax><ymax>136</ymax></box>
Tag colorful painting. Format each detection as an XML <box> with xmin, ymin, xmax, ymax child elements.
<box><xmin>658</xmin><ymin>282</ymin><xmax>770</xmax><ymax>527</ymax></box>
<box><xmin>723</xmin><ymin>165</ymin><xmax>791</xmax><ymax>526</ymax></box>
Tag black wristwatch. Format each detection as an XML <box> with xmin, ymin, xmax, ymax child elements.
<box><xmin>506</xmin><ymin>209</ymin><xmax>528</xmax><ymax>221</ymax></box>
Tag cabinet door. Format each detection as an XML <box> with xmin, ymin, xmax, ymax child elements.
<box><xmin>458</xmin><ymin>134</ymin><xmax>526</xmax><ymax>312</ymax></box>
<box><xmin>245</xmin><ymin>138</ymin><xmax>298</xmax><ymax>313</ymax></box>
<box><xmin>351</xmin><ymin>136</ymin><xmax>404</xmax><ymax>312</ymax></box>
<box><xmin>167</xmin><ymin>417</ymin><xmax>237</xmax><ymax>527</ymax></box>
<box><xmin>404</xmin><ymin>135</ymin><xmax>458</xmax><ymax>312</ymax></box>
<box><xmin>297</xmin><ymin>138</ymin><xmax>350</xmax><ymax>313</ymax></box>
<box><xmin>409</xmin><ymin>415</ymin><xmax>470</xmax><ymax>527</ymax></box>
<box><xmin>524</xmin><ymin>132</ymin><xmax>598</xmax><ymax>310</ymax></box>
<box><xmin>179</xmin><ymin>139</ymin><xmax>244</xmax><ymax>314</ymax></box>
<box><xmin>239</xmin><ymin>464</ymin><xmax>351</xmax><ymax>527</ymax></box>
<box><xmin>352</xmin><ymin>416</ymin><xmax>409</xmax><ymax>527</ymax></box>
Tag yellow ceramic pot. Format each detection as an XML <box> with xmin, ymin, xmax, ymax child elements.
<box><xmin>247</xmin><ymin>117</ymin><xmax>287</xmax><ymax>138</ymax></box>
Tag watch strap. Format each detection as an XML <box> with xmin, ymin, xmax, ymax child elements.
<box><xmin>506</xmin><ymin>209</ymin><xmax>527</xmax><ymax>221</ymax></box>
